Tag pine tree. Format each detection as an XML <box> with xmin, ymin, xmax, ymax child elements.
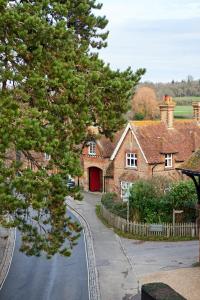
<box><xmin>0</xmin><ymin>0</ymin><xmax>145</xmax><ymax>257</ymax></box>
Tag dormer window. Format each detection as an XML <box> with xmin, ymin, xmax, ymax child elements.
<box><xmin>126</xmin><ymin>153</ymin><xmax>137</xmax><ymax>168</ymax></box>
<box><xmin>44</xmin><ymin>153</ymin><xmax>51</xmax><ymax>160</ymax></box>
<box><xmin>88</xmin><ymin>142</ymin><xmax>96</xmax><ymax>156</ymax></box>
<box><xmin>165</xmin><ymin>154</ymin><xmax>172</xmax><ymax>168</ymax></box>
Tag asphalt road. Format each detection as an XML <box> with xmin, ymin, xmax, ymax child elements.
<box><xmin>0</xmin><ymin>212</ymin><xmax>89</xmax><ymax>300</ymax></box>
<box><xmin>121</xmin><ymin>238</ymin><xmax>199</xmax><ymax>277</ymax></box>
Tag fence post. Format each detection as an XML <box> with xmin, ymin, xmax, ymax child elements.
<box><xmin>167</xmin><ymin>226</ymin><xmax>170</xmax><ymax>238</ymax></box>
<box><xmin>192</xmin><ymin>228</ymin><xmax>195</xmax><ymax>238</ymax></box>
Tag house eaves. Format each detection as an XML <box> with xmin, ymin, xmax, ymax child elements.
<box><xmin>129</xmin><ymin>125</ymin><xmax>148</xmax><ymax>164</ymax></box>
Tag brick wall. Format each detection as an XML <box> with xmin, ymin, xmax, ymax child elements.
<box><xmin>112</xmin><ymin>129</ymin><xmax>149</xmax><ymax>193</ymax></box>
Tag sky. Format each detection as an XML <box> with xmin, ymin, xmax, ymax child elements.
<box><xmin>97</xmin><ymin>0</ymin><xmax>200</xmax><ymax>83</ymax></box>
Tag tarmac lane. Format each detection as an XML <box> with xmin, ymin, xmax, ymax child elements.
<box><xmin>0</xmin><ymin>212</ymin><xmax>89</xmax><ymax>300</ymax></box>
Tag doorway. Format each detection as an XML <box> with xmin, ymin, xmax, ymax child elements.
<box><xmin>89</xmin><ymin>167</ymin><xmax>102</xmax><ymax>192</ymax></box>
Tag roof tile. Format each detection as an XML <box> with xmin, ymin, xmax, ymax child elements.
<box><xmin>178</xmin><ymin>149</ymin><xmax>200</xmax><ymax>173</ymax></box>
<box><xmin>131</xmin><ymin>120</ymin><xmax>200</xmax><ymax>164</ymax></box>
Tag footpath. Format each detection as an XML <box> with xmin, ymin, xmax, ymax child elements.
<box><xmin>67</xmin><ymin>192</ymin><xmax>140</xmax><ymax>300</ymax></box>
<box><xmin>67</xmin><ymin>192</ymin><xmax>200</xmax><ymax>300</ymax></box>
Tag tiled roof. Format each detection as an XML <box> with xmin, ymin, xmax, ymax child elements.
<box><xmin>88</xmin><ymin>120</ymin><xmax>200</xmax><ymax>165</ymax></box>
<box><xmin>105</xmin><ymin>161</ymin><xmax>114</xmax><ymax>177</ymax></box>
<box><xmin>130</xmin><ymin>120</ymin><xmax>161</xmax><ymax>127</ymax></box>
<box><xmin>98</xmin><ymin>129</ymin><xmax>124</xmax><ymax>158</ymax></box>
<box><xmin>177</xmin><ymin>148</ymin><xmax>200</xmax><ymax>173</ymax></box>
<box><xmin>130</xmin><ymin>120</ymin><xmax>200</xmax><ymax>164</ymax></box>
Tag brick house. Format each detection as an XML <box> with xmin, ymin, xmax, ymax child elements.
<box><xmin>6</xmin><ymin>149</ymin><xmax>54</xmax><ymax>174</ymax></box>
<box><xmin>80</xmin><ymin>98</ymin><xmax>200</xmax><ymax>199</ymax></box>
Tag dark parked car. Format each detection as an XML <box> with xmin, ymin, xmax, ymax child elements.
<box><xmin>66</xmin><ymin>178</ymin><xmax>75</xmax><ymax>188</ymax></box>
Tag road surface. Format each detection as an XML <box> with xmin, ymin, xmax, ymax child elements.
<box><xmin>0</xmin><ymin>212</ymin><xmax>89</xmax><ymax>300</ymax></box>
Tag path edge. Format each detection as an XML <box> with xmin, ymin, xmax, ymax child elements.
<box><xmin>0</xmin><ymin>227</ymin><xmax>16</xmax><ymax>290</ymax></box>
<box><xmin>66</xmin><ymin>199</ymin><xmax>101</xmax><ymax>300</ymax></box>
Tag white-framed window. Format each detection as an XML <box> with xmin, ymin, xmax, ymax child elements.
<box><xmin>88</xmin><ymin>141</ymin><xmax>96</xmax><ymax>156</ymax></box>
<box><xmin>121</xmin><ymin>181</ymin><xmax>133</xmax><ymax>202</ymax></box>
<box><xmin>165</xmin><ymin>154</ymin><xmax>172</xmax><ymax>168</ymax></box>
<box><xmin>44</xmin><ymin>153</ymin><xmax>51</xmax><ymax>160</ymax></box>
<box><xmin>126</xmin><ymin>153</ymin><xmax>137</xmax><ymax>168</ymax></box>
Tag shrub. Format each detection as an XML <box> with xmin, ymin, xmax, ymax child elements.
<box><xmin>101</xmin><ymin>192</ymin><xmax>118</xmax><ymax>209</ymax></box>
<box><xmin>164</xmin><ymin>180</ymin><xmax>197</xmax><ymax>222</ymax></box>
<box><xmin>134</xmin><ymin>112</ymin><xmax>144</xmax><ymax>120</ymax></box>
<box><xmin>129</xmin><ymin>178</ymin><xmax>197</xmax><ymax>223</ymax></box>
<box><xmin>101</xmin><ymin>193</ymin><xmax>127</xmax><ymax>219</ymax></box>
<box><xmin>129</xmin><ymin>179</ymin><xmax>162</xmax><ymax>222</ymax></box>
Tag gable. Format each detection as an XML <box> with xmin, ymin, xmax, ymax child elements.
<box><xmin>110</xmin><ymin>123</ymin><xmax>148</xmax><ymax>163</ymax></box>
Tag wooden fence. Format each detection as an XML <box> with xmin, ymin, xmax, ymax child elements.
<box><xmin>100</xmin><ymin>205</ymin><xmax>199</xmax><ymax>238</ymax></box>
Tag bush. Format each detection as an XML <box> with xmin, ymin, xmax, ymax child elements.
<box><xmin>129</xmin><ymin>179</ymin><xmax>162</xmax><ymax>223</ymax></box>
<box><xmin>129</xmin><ymin>178</ymin><xmax>197</xmax><ymax>223</ymax></box>
<box><xmin>134</xmin><ymin>112</ymin><xmax>144</xmax><ymax>120</ymax></box>
<box><xmin>101</xmin><ymin>192</ymin><xmax>118</xmax><ymax>209</ymax></box>
<box><xmin>164</xmin><ymin>180</ymin><xmax>197</xmax><ymax>222</ymax></box>
<box><xmin>101</xmin><ymin>193</ymin><xmax>127</xmax><ymax>219</ymax></box>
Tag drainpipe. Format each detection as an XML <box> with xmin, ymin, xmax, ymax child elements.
<box><xmin>152</xmin><ymin>163</ymin><xmax>159</xmax><ymax>177</ymax></box>
<box><xmin>103</xmin><ymin>176</ymin><xmax>106</xmax><ymax>193</ymax></box>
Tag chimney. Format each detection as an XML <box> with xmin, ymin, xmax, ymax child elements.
<box><xmin>192</xmin><ymin>131</ymin><xmax>198</xmax><ymax>152</ymax></box>
<box><xmin>192</xmin><ymin>102</ymin><xmax>200</xmax><ymax>123</ymax></box>
<box><xmin>159</xmin><ymin>95</ymin><xmax>176</xmax><ymax>129</ymax></box>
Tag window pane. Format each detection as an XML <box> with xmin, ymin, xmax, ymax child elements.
<box><xmin>165</xmin><ymin>154</ymin><xmax>172</xmax><ymax>167</ymax></box>
<box><xmin>89</xmin><ymin>142</ymin><xmax>96</xmax><ymax>155</ymax></box>
<box><xmin>126</xmin><ymin>153</ymin><xmax>137</xmax><ymax>167</ymax></box>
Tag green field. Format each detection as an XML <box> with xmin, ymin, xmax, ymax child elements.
<box><xmin>174</xmin><ymin>96</ymin><xmax>200</xmax><ymax>105</ymax></box>
<box><xmin>174</xmin><ymin>105</ymin><xmax>193</xmax><ymax>118</ymax></box>
<box><xmin>173</xmin><ymin>97</ymin><xmax>200</xmax><ymax>118</ymax></box>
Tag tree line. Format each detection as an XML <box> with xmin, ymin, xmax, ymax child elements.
<box><xmin>141</xmin><ymin>76</ymin><xmax>200</xmax><ymax>101</ymax></box>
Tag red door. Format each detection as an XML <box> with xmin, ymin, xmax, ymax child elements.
<box><xmin>89</xmin><ymin>167</ymin><xmax>101</xmax><ymax>192</ymax></box>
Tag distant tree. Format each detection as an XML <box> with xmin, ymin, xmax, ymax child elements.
<box><xmin>187</xmin><ymin>75</ymin><xmax>194</xmax><ymax>83</ymax></box>
<box><xmin>132</xmin><ymin>87</ymin><xmax>159</xmax><ymax>120</ymax></box>
<box><xmin>143</xmin><ymin>77</ymin><xmax>200</xmax><ymax>100</ymax></box>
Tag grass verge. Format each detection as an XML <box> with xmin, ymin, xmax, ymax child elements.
<box><xmin>192</xmin><ymin>262</ymin><xmax>200</xmax><ymax>267</ymax></box>
<box><xmin>96</xmin><ymin>204</ymin><xmax>198</xmax><ymax>242</ymax></box>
